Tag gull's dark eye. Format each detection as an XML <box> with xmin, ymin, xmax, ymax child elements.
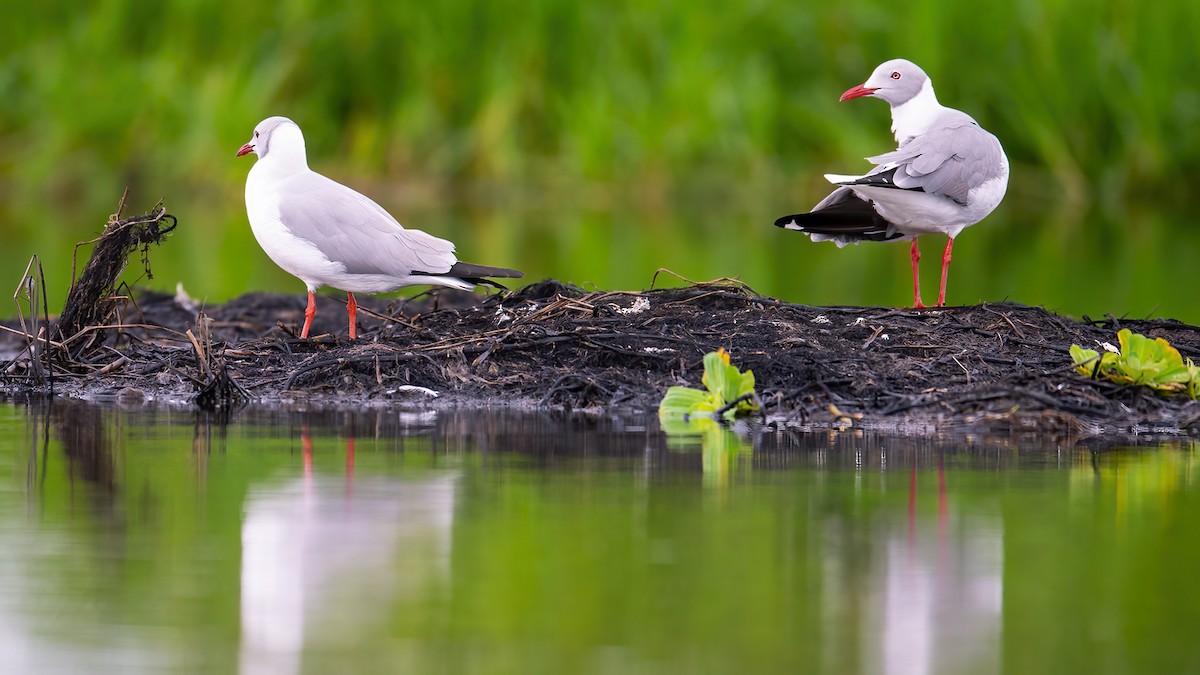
<box><xmin>255</xmin><ymin>131</ymin><xmax>260</xmax><ymax>138</ymax></box>
<box><xmin>891</xmin><ymin>71</ymin><xmax>901</xmax><ymax>80</ymax></box>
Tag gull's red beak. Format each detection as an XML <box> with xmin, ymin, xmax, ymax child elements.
<box><xmin>839</xmin><ymin>84</ymin><xmax>879</xmax><ymax>102</ymax></box>
<box><xmin>236</xmin><ymin>143</ymin><xmax>254</xmax><ymax>157</ymax></box>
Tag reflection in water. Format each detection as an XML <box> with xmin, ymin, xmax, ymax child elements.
<box><xmin>664</xmin><ymin>422</ymin><xmax>754</xmax><ymax>490</ymax></box>
<box><xmin>814</xmin><ymin>442</ymin><xmax>1003</xmax><ymax>675</ymax></box>
<box><xmin>238</xmin><ymin>424</ymin><xmax>456</xmax><ymax>675</ymax></box>
<box><xmin>866</xmin><ymin>461</ymin><xmax>1002</xmax><ymax>675</ymax></box>
<box><xmin>53</xmin><ymin>400</ymin><xmax>119</xmax><ymax>509</ymax></box>
<box><xmin>0</xmin><ymin>400</ymin><xmax>160</xmax><ymax>673</ymax></box>
<box><xmin>0</xmin><ymin>402</ymin><xmax>1195</xmax><ymax>673</ymax></box>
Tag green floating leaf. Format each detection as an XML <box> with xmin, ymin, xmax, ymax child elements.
<box><xmin>659</xmin><ymin>386</ymin><xmax>709</xmax><ymax>418</ymax></box>
<box><xmin>1071</xmin><ymin>329</ymin><xmax>1199</xmax><ymax>399</ymax></box>
<box><xmin>1070</xmin><ymin>344</ymin><xmax>1101</xmax><ymax>372</ymax></box>
<box><xmin>658</xmin><ymin>348</ymin><xmax>760</xmax><ymax>429</ymax></box>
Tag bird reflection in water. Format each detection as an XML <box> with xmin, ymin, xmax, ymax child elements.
<box><xmin>874</xmin><ymin>454</ymin><xmax>1001</xmax><ymax>675</ymax></box>
<box><xmin>238</xmin><ymin>418</ymin><xmax>455</xmax><ymax>675</ymax></box>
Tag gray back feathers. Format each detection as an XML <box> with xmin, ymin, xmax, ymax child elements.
<box><xmin>867</xmin><ymin>112</ymin><xmax>1006</xmax><ymax>205</ymax></box>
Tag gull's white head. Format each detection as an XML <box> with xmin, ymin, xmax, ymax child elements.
<box><xmin>236</xmin><ymin>116</ymin><xmax>305</xmax><ymax>160</ymax></box>
<box><xmin>839</xmin><ymin>59</ymin><xmax>930</xmax><ymax>107</ymax></box>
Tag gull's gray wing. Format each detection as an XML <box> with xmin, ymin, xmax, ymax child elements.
<box><xmin>865</xmin><ymin>118</ymin><xmax>1006</xmax><ymax>206</ymax></box>
<box><xmin>275</xmin><ymin>172</ymin><xmax>457</xmax><ymax>276</ymax></box>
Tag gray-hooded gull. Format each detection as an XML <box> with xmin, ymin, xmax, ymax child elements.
<box><xmin>237</xmin><ymin>116</ymin><xmax>522</xmax><ymax>339</ymax></box>
<box><xmin>775</xmin><ymin>59</ymin><xmax>1008</xmax><ymax>308</ymax></box>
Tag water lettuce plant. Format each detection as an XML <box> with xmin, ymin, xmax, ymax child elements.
<box><xmin>659</xmin><ymin>348</ymin><xmax>759</xmax><ymax>428</ymax></box>
<box><xmin>1071</xmin><ymin>329</ymin><xmax>1200</xmax><ymax>399</ymax></box>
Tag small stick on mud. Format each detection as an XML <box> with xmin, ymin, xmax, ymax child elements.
<box><xmin>713</xmin><ymin>392</ymin><xmax>767</xmax><ymax>421</ymax></box>
<box><xmin>185</xmin><ymin>329</ymin><xmax>210</xmax><ymax>380</ymax></box>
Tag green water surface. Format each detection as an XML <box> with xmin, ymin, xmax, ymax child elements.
<box><xmin>0</xmin><ymin>401</ymin><xmax>1197</xmax><ymax>674</ymax></box>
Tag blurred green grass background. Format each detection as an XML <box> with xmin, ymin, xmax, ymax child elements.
<box><xmin>1</xmin><ymin>1</ymin><xmax>1198</xmax><ymax>321</ymax></box>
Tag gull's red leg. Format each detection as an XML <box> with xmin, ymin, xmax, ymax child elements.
<box><xmin>301</xmin><ymin>291</ymin><xmax>316</xmax><ymax>338</ymax></box>
<box><xmin>347</xmin><ymin>292</ymin><xmax>358</xmax><ymax>340</ymax></box>
<box><xmin>910</xmin><ymin>237</ymin><xmax>927</xmax><ymax>309</ymax></box>
<box><xmin>301</xmin><ymin>424</ymin><xmax>313</xmax><ymax>481</ymax></box>
<box><xmin>936</xmin><ymin>237</ymin><xmax>955</xmax><ymax>307</ymax></box>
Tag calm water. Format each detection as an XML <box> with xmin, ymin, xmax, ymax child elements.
<box><xmin>0</xmin><ymin>400</ymin><xmax>1197</xmax><ymax>674</ymax></box>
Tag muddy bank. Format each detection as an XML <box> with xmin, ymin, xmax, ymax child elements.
<box><xmin>3</xmin><ymin>277</ymin><xmax>1199</xmax><ymax>437</ymax></box>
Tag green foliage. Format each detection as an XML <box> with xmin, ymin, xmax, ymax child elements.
<box><xmin>659</xmin><ymin>348</ymin><xmax>758</xmax><ymax>430</ymax></box>
<box><xmin>1071</xmin><ymin>329</ymin><xmax>1200</xmax><ymax>399</ymax></box>
<box><xmin>4</xmin><ymin>1</ymin><xmax>1200</xmax><ymax>322</ymax></box>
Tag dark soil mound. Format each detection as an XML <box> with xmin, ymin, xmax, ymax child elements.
<box><xmin>4</xmin><ymin>278</ymin><xmax>1199</xmax><ymax>437</ymax></box>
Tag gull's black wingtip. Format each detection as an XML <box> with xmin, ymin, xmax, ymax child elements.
<box><xmin>774</xmin><ymin>214</ymin><xmax>803</xmax><ymax>229</ymax></box>
<box><xmin>444</xmin><ymin>262</ymin><xmax>524</xmax><ymax>279</ymax></box>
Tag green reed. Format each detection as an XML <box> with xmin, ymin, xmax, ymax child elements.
<box><xmin>0</xmin><ymin>1</ymin><xmax>1197</xmax><ymax>320</ymax></box>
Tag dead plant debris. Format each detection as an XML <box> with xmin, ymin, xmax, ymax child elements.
<box><xmin>55</xmin><ymin>194</ymin><xmax>176</xmax><ymax>356</ymax></box>
<box><xmin>3</xmin><ymin>276</ymin><xmax>1200</xmax><ymax>436</ymax></box>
